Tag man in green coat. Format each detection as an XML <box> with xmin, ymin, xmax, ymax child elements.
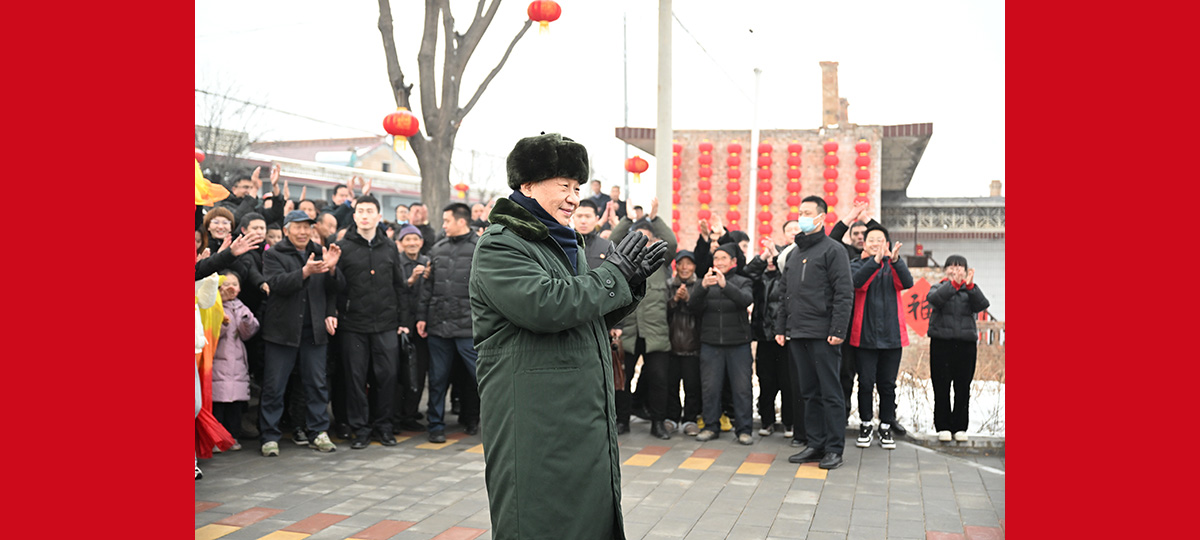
<box><xmin>470</xmin><ymin>133</ymin><xmax>668</xmax><ymax>540</ymax></box>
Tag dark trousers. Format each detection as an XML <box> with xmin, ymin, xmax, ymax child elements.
<box><xmin>665</xmin><ymin>353</ymin><xmax>702</xmax><ymax>423</ymax></box>
<box><xmin>755</xmin><ymin>339</ymin><xmax>793</xmax><ymax>427</ymax></box>
<box><xmin>788</xmin><ymin>338</ymin><xmax>846</xmax><ymax>454</ymax></box>
<box><xmin>395</xmin><ymin>333</ymin><xmax>431</xmax><ymax>424</ymax></box>
<box><xmin>212</xmin><ymin>401</ymin><xmax>247</xmax><ymax>440</ymax></box>
<box><xmin>930</xmin><ymin>338</ymin><xmax>977</xmax><ymax>433</ymax></box>
<box><xmin>326</xmin><ymin>332</ymin><xmax>347</xmax><ymax>430</ymax></box>
<box><xmin>855</xmin><ymin>347</ymin><xmax>902</xmax><ymax>425</ymax></box>
<box><xmin>426</xmin><ymin>335</ymin><xmax>479</xmax><ymax>432</ymax></box>
<box><xmin>699</xmin><ymin>343</ymin><xmax>754</xmax><ymax>436</ymax></box>
<box><xmin>616</xmin><ymin>338</ymin><xmax>670</xmax><ymax>424</ymax></box>
<box><xmin>785</xmin><ymin>347</ymin><xmax>807</xmax><ymax>442</ymax></box>
<box><xmin>840</xmin><ymin>342</ymin><xmax>858</xmax><ymax>418</ymax></box>
<box><xmin>342</xmin><ymin>330</ymin><xmax>399</xmax><ymax>437</ymax></box>
<box><xmin>260</xmin><ymin>328</ymin><xmax>331</xmax><ymax>443</ymax></box>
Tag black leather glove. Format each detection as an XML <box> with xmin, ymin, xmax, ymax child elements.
<box><xmin>635</xmin><ymin>240</ymin><xmax>669</xmax><ymax>282</ymax></box>
<box><xmin>608</xmin><ymin>233</ymin><xmax>649</xmax><ymax>284</ymax></box>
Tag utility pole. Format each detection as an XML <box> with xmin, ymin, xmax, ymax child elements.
<box><xmin>748</xmin><ymin>67</ymin><xmax>762</xmax><ymax>249</ymax></box>
<box><xmin>654</xmin><ymin>0</ymin><xmax>672</xmax><ymax>218</ymax></box>
<box><xmin>623</xmin><ymin>9</ymin><xmax>630</xmax><ymax>194</ymax></box>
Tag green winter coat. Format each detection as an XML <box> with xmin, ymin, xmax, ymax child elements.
<box><xmin>469</xmin><ymin>197</ymin><xmax>646</xmax><ymax>540</ymax></box>
<box><xmin>609</xmin><ymin>216</ymin><xmax>677</xmax><ymax>354</ymax></box>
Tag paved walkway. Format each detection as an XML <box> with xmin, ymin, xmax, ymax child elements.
<box><xmin>195</xmin><ymin>422</ymin><xmax>1004</xmax><ymax>540</ymax></box>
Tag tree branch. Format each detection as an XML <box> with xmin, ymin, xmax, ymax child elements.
<box><xmin>458</xmin><ymin>0</ymin><xmax>505</xmax><ymax>77</ymax></box>
<box><xmin>417</xmin><ymin>0</ymin><xmax>441</xmax><ymax>135</ymax></box>
<box><xmin>439</xmin><ymin>0</ymin><xmax>459</xmax><ymax>118</ymax></box>
<box><xmin>377</xmin><ymin>0</ymin><xmax>424</xmax><ymax>155</ymax></box>
<box><xmin>456</xmin><ymin>19</ymin><xmax>532</xmax><ymax>123</ymax></box>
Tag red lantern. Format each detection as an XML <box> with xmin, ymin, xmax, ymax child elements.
<box><xmin>823</xmin><ymin>155</ymin><xmax>839</xmax><ymax>166</ymax></box>
<box><xmin>823</xmin><ymin>141</ymin><xmax>838</xmax><ymax>153</ymax></box>
<box><xmin>625</xmin><ymin>156</ymin><xmax>649</xmax><ymax>182</ymax></box>
<box><xmin>787</xmin><ymin>195</ymin><xmax>802</xmax><ymax>206</ymax></box>
<box><xmin>673</xmin><ymin>222</ymin><xmax>681</xmax><ymax>233</ymax></box>
<box><xmin>856</xmin><ymin>169</ymin><xmax>870</xmax><ymax>180</ymax></box>
<box><xmin>726</xmin><ymin>181</ymin><xmax>741</xmax><ymax>193</ymax></box>
<box><xmin>672</xmin><ymin>143</ymin><xmax>682</xmax><ymax>153</ymax></box>
<box><xmin>672</xmin><ymin>168</ymin><xmax>681</xmax><ymax>179</ymax></box>
<box><xmin>726</xmin><ymin>210</ymin><xmax>741</xmax><ymax>222</ymax></box>
<box><xmin>699</xmin><ymin>154</ymin><xmax>713</xmax><ymax>165</ymax></box>
<box><xmin>454</xmin><ymin>183</ymin><xmax>469</xmax><ymax>199</ymax></box>
<box><xmin>727</xmin><ymin>169</ymin><xmax>742</xmax><ymax>180</ymax></box>
<box><xmin>698</xmin><ymin>180</ymin><xmax>712</xmax><ymax>191</ymax></box>
<box><xmin>697</xmin><ymin>209</ymin><xmax>711</xmax><ymax>220</ymax></box>
<box><xmin>194</xmin><ymin>148</ymin><xmax>205</xmax><ymax>163</ymax></box>
<box><xmin>823</xmin><ymin>169</ymin><xmax>838</xmax><ymax>180</ymax></box>
<box><xmin>672</xmin><ymin>181</ymin><xmax>681</xmax><ymax>191</ymax></box>
<box><xmin>758</xmin><ymin>181</ymin><xmax>773</xmax><ymax>193</ymax></box>
<box><xmin>758</xmin><ymin>194</ymin><xmax>772</xmax><ymax>205</ymax></box>
<box><xmin>698</xmin><ymin>192</ymin><xmax>712</xmax><ymax>204</ymax></box>
<box><xmin>856</xmin><ymin>141</ymin><xmax>871</xmax><ymax>153</ymax></box>
<box><xmin>727</xmin><ymin>156</ymin><xmax>741</xmax><ymax>167</ymax></box>
<box><xmin>672</xmin><ymin>193</ymin><xmax>681</xmax><ymax>204</ymax></box>
<box><xmin>699</xmin><ymin>166</ymin><xmax>713</xmax><ymax>178</ymax></box>
<box><xmin>758</xmin><ymin>222</ymin><xmax>773</xmax><ymax>235</ymax></box>
<box><xmin>383</xmin><ymin>108</ymin><xmax>420</xmax><ymax>151</ymax></box>
<box><xmin>856</xmin><ymin>156</ymin><xmax>871</xmax><ymax>167</ymax></box>
<box><xmin>672</xmin><ymin>155</ymin><xmax>681</xmax><ymax>166</ymax></box>
<box><xmin>787</xmin><ymin>156</ymin><xmax>802</xmax><ymax>167</ymax></box>
<box><xmin>824</xmin><ymin>181</ymin><xmax>839</xmax><ymax>193</ymax></box>
<box><xmin>757</xmin><ymin>156</ymin><xmax>772</xmax><ymax>167</ymax></box>
<box><xmin>854</xmin><ymin>195</ymin><xmax>870</xmax><ymax>205</ymax></box>
<box><xmin>757</xmin><ymin>211</ymin><xmax>773</xmax><ymax>222</ymax></box>
<box><xmin>824</xmin><ymin>213</ymin><xmax>839</xmax><ymax>224</ymax></box>
<box><xmin>672</xmin><ymin>209</ymin><xmax>681</xmax><ymax>220</ymax></box>
<box><xmin>787</xmin><ymin>212</ymin><xmax>799</xmax><ymax>220</ymax></box>
<box><xmin>699</xmin><ymin>142</ymin><xmax>714</xmax><ymax>152</ymax></box>
<box><xmin>786</xmin><ymin>169</ymin><xmax>801</xmax><ymax>180</ymax></box>
<box><xmin>727</xmin><ymin>143</ymin><xmax>742</xmax><ymax>154</ymax></box>
<box><xmin>757</xmin><ymin>169</ymin><xmax>772</xmax><ymax>180</ymax></box>
<box><xmin>527</xmin><ymin>1</ymin><xmax>562</xmax><ymax>32</ymax></box>
<box><xmin>786</xmin><ymin>181</ymin><xmax>802</xmax><ymax>193</ymax></box>
<box><xmin>824</xmin><ymin>195</ymin><xmax>838</xmax><ymax>207</ymax></box>
<box><xmin>726</xmin><ymin>194</ymin><xmax>741</xmax><ymax>206</ymax></box>
<box><xmin>788</xmin><ymin>143</ymin><xmax>803</xmax><ymax>154</ymax></box>
<box><xmin>855</xmin><ymin>182</ymin><xmax>870</xmax><ymax>194</ymax></box>
<box><xmin>758</xmin><ymin>143</ymin><xmax>773</xmax><ymax>154</ymax></box>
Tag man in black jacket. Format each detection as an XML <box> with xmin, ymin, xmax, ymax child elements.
<box><xmin>217</xmin><ymin>166</ymin><xmax>286</xmax><ymax>227</ymax></box>
<box><xmin>333</xmin><ymin>195</ymin><xmax>407</xmax><ymax>449</ymax></box>
<box><xmin>574</xmin><ymin>199</ymin><xmax>613</xmax><ymax>270</ymax></box>
<box><xmin>417</xmin><ymin>202</ymin><xmax>480</xmax><ymax>442</ymax></box>
<box><xmin>774</xmin><ymin>196</ymin><xmax>853</xmax><ymax>470</ymax></box>
<box><xmin>693</xmin><ymin>244</ymin><xmax>756</xmax><ymax>445</ymax></box>
<box><xmin>259</xmin><ymin>210</ymin><xmax>343</xmax><ymax>457</ymax></box>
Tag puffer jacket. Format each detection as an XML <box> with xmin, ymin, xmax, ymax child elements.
<box><xmin>260</xmin><ymin>238</ymin><xmax>342</xmax><ymax>347</ymax></box>
<box><xmin>419</xmin><ymin>232</ymin><xmax>479</xmax><ymax>339</ymax></box>
<box><xmin>849</xmin><ymin>256</ymin><xmax>915</xmax><ymax>349</ymax></box>
<box><xmin>335</xmin><ymin>226</ymin><xmax>406</xmax><ymax>334</ymax></box>
<box><xmin>744</xmin><ymin>251</ymin><xmax>786</xmax><ymax>341</ymax></box>
<box><xmin>775</xmin><ymin>228</ymin><xmax>854</xmax><ymax>340</ymax></box>
<box><xmin>691</xmin><ymin>271</ymin><xmax>754</xmax><ymax>346</ymax></box>
<box><xmin>398</xmin><ymin>251</ymin><xmax>430</xmax><ymax>330</ymax></box>
<box><xmin>927</xmin><ymin>278</ymin><xmax>990</xmax><ymax>341</ymax></box>
<box><xmin>667</xmin><ymin>274</ymin><xmax>702</xmax><ymax>355</ymax></box>
<box><xmin>610</xmin><ymin>216</ymin><xmax>678</xmax><ymax>354</ymax></box>
<box><xmin>212</xmin><ymin>298</ymin><xmax>258</xmax><ymax>402</ymax></box>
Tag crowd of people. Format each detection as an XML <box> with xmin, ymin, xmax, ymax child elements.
<box><xmin>194</xmin><ymin>162</ymin><xmax>989</xmax><ymax>477</ymax></box>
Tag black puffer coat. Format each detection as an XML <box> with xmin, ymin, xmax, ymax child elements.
<box><xmin>927</xmin><ymin>279</ymin><xmax>990</xmax><ymax>342</ymax></box>
<box><xmin>743</xmin><ymin>251</ymin><xmax>787</xmax><ymax>341</ymax></box>
<box><xmin>849</xmin><ymin>256</ymin><xmax>915</xmax><ymax>349</ymax></box>
<box><xmin>775</xmin><ymin>229</ymin><xmax>854</xmax><ymax>340</ymax></box>
<box><xmin>667</xmin><ymin>274</ymin><xmax>702</xmax><ymax>355</ymax></box>
<box><xmin>418</xmin><ymin>232</ymin><xmax>478</xmax><ymax>339</ymax></box>
<box><xmin>334</xmin><ymin>226</ymin><xmax>405</xmax><ymax>334</ymax></box>
<box><xmin>691</xmin><ymin>271</ymin><xmax>754</xmax><ymax>346</ymax></box>
<box><xmin>261</xmin><ymin>238</ymin><xmax>343</xmax><ymax>347</ymax></box>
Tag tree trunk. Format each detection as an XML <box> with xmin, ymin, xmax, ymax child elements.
<box><xmin>415</xmin><ymin>136</ymin><xmax>454</xmax><ymax>230</ymax></box>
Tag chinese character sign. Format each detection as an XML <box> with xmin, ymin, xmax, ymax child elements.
<box><xmin>903</xmin><ymin>277</ymin><xmax>932</xmax><ymax>336</ymax></box>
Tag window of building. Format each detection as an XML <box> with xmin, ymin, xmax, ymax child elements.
<box><xmin>382</xmin><ymin>162</ymin><xmax>391</xmax><ymax>172</ymax></box>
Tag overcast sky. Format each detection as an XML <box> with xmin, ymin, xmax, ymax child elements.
<box><xmin>196</xmin><ymin>0</ymin><xmax>1004</xmax><ymax>199</ymax></box>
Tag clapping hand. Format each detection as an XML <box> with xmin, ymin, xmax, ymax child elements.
<box><xmin>251</xmin><ymin>166</ymin><xmax>262</xmax><ymax>195</ymax></box>
<box><xmin>890</xmin><ymin>242</ymin><xmax>902</xmax><ymax>263</ymax></box>
<box><xmin>965</xmin><ymin>268</ymin><xmax>975</xmax><ymax>286</ymax></box>
<box><xmin>321</xmin><ymin>244</ymin><xmax>342</xmax><ymax>272</ymax></box>
<box><xmin>230</xmin><ymin>232</ymin><xmax>263</xmax><ymax>256</ymax></box>
<box><xmin>635</xmin><ymin>240</ymin><xmax>668</xmax><ymax>281</ymax></box>
<box><xmin>701</xmin><ymin>267</ymin><xmax>719</xmax><ymax>288</ymax></box>
<box><xmin>609</xmin><ymin>232</ymin><xmax>648</xmax><ymax>285</ymax></box>
<box><xmin>269</xmin><ymin>164</ymin><xmax>281</xmax><ymax>195</ymax></box>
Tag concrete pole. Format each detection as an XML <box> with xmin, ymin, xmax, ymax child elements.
<box><xmin>623</xmin><ymin>9</ymin><xmax>630</xmax><ymax>194</ymax></box>
<box><xmin>654</xmin><ymin>0</ymin><xmax>672</xmax><ymax>220</ymax></box>
<box><xmin>748</xmin><ymin>67</ymin><xmax>762</xmax><ymax>251</ymax></box>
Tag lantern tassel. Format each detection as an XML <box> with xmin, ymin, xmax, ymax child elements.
<box><xmin>539</xmin><ymin>21</ymin><xmax>550</xmax><ymax>34</ymax></box>
<box><xmin>393</xmin><ymin>136</ymin><xmax>407</xmax><ymax>153</ymax></box>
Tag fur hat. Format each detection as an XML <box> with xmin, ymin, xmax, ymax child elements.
<box><xmin>506</xmin><ymin>133</ymin><xmax>590</xmax><ymax>190</ymax></box>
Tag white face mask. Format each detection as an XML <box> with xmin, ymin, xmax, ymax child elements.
<box><xmin>797</xmin><ymin>214</ymin><xmax>822</xmax><ymax>233</ymax></box>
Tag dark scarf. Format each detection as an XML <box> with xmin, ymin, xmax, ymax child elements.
<box><xmin>794</xmin><ymin>226</ymin><xmax>828</xmax><ymax>250</ymax></box>
<box><xmin>510</xmin><ymin>190</ymin><xmax>578</xmax><ymax>273</ymax></box>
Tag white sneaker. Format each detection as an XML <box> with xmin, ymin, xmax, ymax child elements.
<box><xmin>262</xmin><ymin>441</ymin><xmax>280</xmax><ymax>457</ymax></box>
<box><xmin>758</xmin><ymin>423</ymin><xmax>775</xmax><ymax>436</ymax></box>
<box><xmin>937</xmin><ymin>430</ymin><xmax>952</xmax><ymax>442</ymax></box>
<box><xmin>953</xmin><ymin>431</ymin><xmax>968</xmax><ymax>442</ymax></box>
<box><xmin>664</xmin><ymin>419</ymin><xmax>678</xmax><ymax>433</ymax></box>
<box><xmin>783</xmin><ymin>426</ymin><xmax>794</xmax><ymax>438</ymax></box>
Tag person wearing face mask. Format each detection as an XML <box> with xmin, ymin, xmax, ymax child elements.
<box><xmin>775</xmin><ymin>196</ymin><xmax>854</xmax><ymax>470</ymax></box>
<box><xmin>926</xmin><ymin>255</ymin><xmax>990</xmax><ymax>443</ymax></box>
<box><xmin>848</xmin><ymin>225</ymin><xmax>913</xmax><ymax>451</ymax></box>
<box><xmin>469</xmin><ymin>133</ymin><xmax>666</xmax><ymax>540</ymax></box>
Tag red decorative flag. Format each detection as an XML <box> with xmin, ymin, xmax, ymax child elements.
<box><xmin>902</xmin><ymin>277</ymin><xmax>932</xmax><ymax>336</ymax></box>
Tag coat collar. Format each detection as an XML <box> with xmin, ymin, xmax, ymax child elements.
<box><xmin>488</xmin><ymin>197</ymin><xmax>584</xmax><ymax>244</ymax></box>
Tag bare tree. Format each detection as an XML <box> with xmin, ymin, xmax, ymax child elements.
<box><xmin>195</xmin><ymin>84</ymin><xmax>264</xmax><ymax>187</ymax></box>
<box><xmin>377</xmin><ymin>0</ymin><xmax>532</xmax><ymax>228</ymax></box>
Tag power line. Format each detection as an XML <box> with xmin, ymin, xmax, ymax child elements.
<box><xmin>671</xmin><ymin>11</ymin><xmax>754</xmax><ymax>104</ymax></box>
<box><xmin>195</xmin><ymin>88</ymin><xmax>384</xmax><ymax>136</ymax></box>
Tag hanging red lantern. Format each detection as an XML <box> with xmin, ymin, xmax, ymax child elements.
<box><xmin>726</xmin><ymin>141</ymin><xmax>743</xmax><ymax>229</ymax></box>
<box><xmin>672</xmin><ymin>193</ymin><xmax>681</xmax><ymax>204</ymax></box>
<box><xmin>625</xmin><ymin>156</ymin><xmax>649</xmax><ymax>182</ymax></box>
<box><xmin>673</xmin><ymin>143</ymin><xmax>683</xmax><ymax>153</ymax></box>
<box><xmin>698</xmin><ymin>140</ymin><xmax>714</xmax><ymax>226</ymax></box>
<box><xmin>727</xmin><ymin>156</ymin><xmax>741</xmax><ymax>167</ymax></box>
<box><xmin>757</xmin><ymin>211</ymin><xmax>773</xmax><ymax>222</ymax></box>
<box><xmin>726</xmin><ymin>194</ymin><xmax>741</xmax><ymax>205</ymax></box>
<box><xmin>698</xmin><ymin>209</ymin><xmax>711</xmax><ymax>220</ymax></box>
<box><xmin>787</xmin><ymin>155</ymin><xmax>802</xmax><ymax>167</ymax></box>
<box><xmin>672</xmin><ymin>181</ymin><xmax>681</xmax><ymax>191</ymax></box>
<box><xmin>856</xmin><ymin>141</ymin><xmax>871</xmax><ymax>153</ymax></box>
<box><xmin>787</xmin><ymin>195</ymin><xmax>802</xmax><ymax>206</ymax></box>
<box><xmin>856</xmin><ymin>169</ymin><xmax>870</xmax><ymax>180</ymax></box>
<box><xmin>672</xmin><ymin>155</ymin><xmax>681</xmax><ymax>166</ymax></box>
<box><xmin>758</xmin><ymin>155</ymin><xmax>773</xmax><ymax>167</ymax></box>
<box><xmin>853</xmin><ymin>137</ymin><xmax>872</xmax><ymax>216</ymax></box>
<box><xmin>823</xmin><ymin>154</ymin><xmax>839</xmax><ymax>166</ymax></box>
<box><xmin>823</xmin><ymin>139</ymin><xmax>840</xmax><ymax>230</ymax></box>
<box><xmin>454</xmin><ymin>182</ymin><xmax>469</xmax><ymax>199</ymax></box>
<box><xmin>785</xmin><ymin>140</ymin><xmax>802</xmax><ymax>218</ymax></box>
<box><xmin>672</xmin><ymin>168</ymin><xmax>681</xmax><ymax>179</ymax></box>
<box><xmin>727</xmin><ymin>143</ymin><xmax>741</xmax><ymax>154</ymax></box>
<box><xmin>758</xmin><ymin>181</ymin><xmax>772</xmax><ymax>192</ymax></box>
<box><xmin>527</xmin><ymin>1</ymin><xmax>562</xmax><ymax>33</ymax></box>
<box><xmin>788</xmin><ymin>143</ymin><xmax>803</xmax><ymax>154</ymax></box>
<box><xmin>383</xmin><ymin>107</ymin><xmax>420</xmax><ymax>151</ymax></box>
<box><xmin>195</xmin><ymin>148</ymin><xmax>205</xmax><ymax>163</ymax></box>
<box><xmin>854</xmin><ymin>195</ymin><xmax>870</xmax><ymax>205</ymax></box>
<box><xmin>758</xmin><ymin>193</ymin><xmax>772</xmax><ymax>206</ymax></box>
<box><xmin>786</xmin><ymin>181</ymin><xmax>802</xmax><ymax>193</ymax></box>
<box><xmin>786</xmin><ymin>168</ymin><xmax>801</xmax><ymax>179</ymax></box>
<box><xmin>699</xmin><ymin>142</ymin><xmax>714</xmax><ymax>153</ymax></box>
<box><xmin>699</xmin><ymin>166</ymin><xmax>713</xmax><ymax>178</ymax></box>
<box><xmin>824</xmin><ymin>181</ymin><xmax>839</xmax><ymax>193</ymax></box>
<box><xmin>698</xmin><ymin>154</ymin><xmax>713</xmax><ymax>165</ymax></box>
<box><xmin>855</xmin><ymin>181</ymin><xmax>871</xmax><ymax>194</ymax></box>
<box><xmin>856</xmin><ymin>155</ymin><xmax>871</xmax><ymax>167</ymax></box>
<box><xmin>823</xmin><ymin>168</ymin><xmax>838</xmax><ymax>179</ymax></box>
<box><xmin>758</xmin><ymin>222</ymin><xmax>773</xmax><ymax>235</ymax></box>
<box><xmin>726</xmin><ymin>210</ymin><xmax>741</xmax><ymax>222</ymax></box>
<box><xmin>672</xmin><ymin>140</ymin><xmax>682</xmax><ymax>233</ymax></box>
<box><xmin>727</xmin><ymin>169</ymin><xmax>742</xmax><ymax>180</ymax></box>
<box><xmin>698</xmin><ymin>192</ymin><xmax>713</xmax><ymax>204</ymax></box>
<box><xmin>758</xmin><ymin>143</ymin><xmax>772</xmax><ymax>154</ymax></box>
<box><xmin>672</xmin><ymin>209</ymin><xmax>681</xmax><ymax>220</ymax></box>
<box><xmin>824</xmin><ymin>141</ymin><xmax>839</xmax><ymax>153</ymax></box>
<box><xmin>757</xmin><ymin>169</ymin><xmax>772</xmax><ymax>180</ymax></box>
<box><xmin>698</xmin><ymin>180</ymin><xmax>712</xmax><ymax>191</ymax></box>
<box><xmin>756</xmin><ymin>141</ymin><xmax>774</xmax><ymax>239</ymax></box>
<box><xmin>824</xmin><ymin>194</ymin><xmax>838</xmax><ymax>207</ymax></box>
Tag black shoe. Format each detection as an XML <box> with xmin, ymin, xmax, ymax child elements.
<box><xmin>791</xmin><ymin>438</ymin><xmax>807</xmax><ymax>447</ymax></box>
<box><xmin>394</xmin><ymin>419</ymin><xmax>426</xmax><ymax>433</ymax></box>
<box><xmin>856</xmin><ymin>424</ymin><xmax>873</xmax><ymax>448</ymax></box>
<box><xmin>879</xmin><ymin>426</ymin><xmax>895</xmax><ymax>450</ymax></box>
<box><xmin>632</xmin><ymin>406</ymin><xmax>652</xmax><ymax>422</ymax></box>
<box><xmin>291</xmin><ymin>428</ymin><xmax>309</xmax><ymax>445</ymax></box>
<box><xmin>616</xmin><ymin>422</ymin><xmax>630</xmax><ymax>435</ymax></box>
<box><xmin>351</xmin><ymin>435</ymin><xmax>369</xmax><ymax>450</ymax></box>
<box><xmin>650</xmin><ymin>421</ymin><xmax>671</xmax><ymax>440</ymax></box>
<box><xmin>333</xmin><ymin>424</ymin><xmax>353</xmax><ymax>440</ymax></box>
<box><xmin>891</xmin><ymin>422</ymin><xmax>907</xmax><ymax>436</ymax></box>
<box><xmin>464</xmin><ymin>423</ymin><xmax>479</xmax><ymax>436</ymax></box>
<box><xmin>428</xmin><ymin>430</ymin><xmax>446</xmax><ymax>443</ymax></box>
<box><xmin>451</xmin><ymin>399</ymin><xmax>462</xmax><ymax>416</ymax></box>
<box><xmin>819</xmin><ymin>452</ymin><xmax>844</xmax><ymax>470</ymax></box>
<box><xmin>788</xmin><ymin>447</ymin><xmax>824</xmax><ymax>464</ymax></box>
<box><xmin>377</xmin><ymin>432</ymin><xmax>398</xmax><ymax>446</ymax></box>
